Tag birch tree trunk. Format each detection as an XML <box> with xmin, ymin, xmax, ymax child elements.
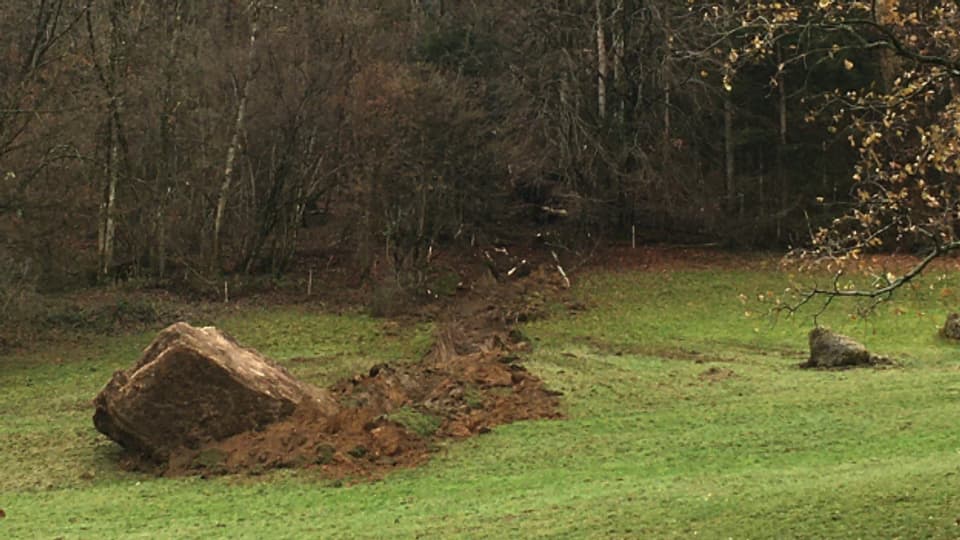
<box><xmin>88</xmin><ymin>0</ymin><xmax>129</xmax><ymax>278</ymax></box>
<box><xmin>595</xmin><ymin>0</ymin><xmax>607</xmax><ymax>120</ymax></box>
<box><xmin>212</xmin><ymin>6</ymin><xmax>259</xmax><ymax>272</ymax></box>
<box><xmin>611</xmin><ymin>0</ymin><xmax>626</xmax><ymax>122</ymax></box>
<box><xmin>102</xmin><ymin>108</ymin><xmax>120</xmax><ymax>276</ymax></box>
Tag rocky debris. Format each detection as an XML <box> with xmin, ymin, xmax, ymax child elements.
<box><xmin>941</xmin><ymin>313</ymin><xmax>960</xmax><ymax>340</ymax></box>
<box><xmin>94</xmin><ymin>261</ymin><xmax>566</xmax><ymax>479</ymax></box>
<box><xmin>154</xmin><ymin>322</ymin><xmax>561</xmax><ymax>478</ymax></box>
<box><xmin>93</xmin><ymin>322</ymin><xmax>338</xmax><ymax>461</ymax></box>
<box><xmin>802</xmin><ymin>327</ymin><xmax>888</xmax><ymax>369</ymax></box>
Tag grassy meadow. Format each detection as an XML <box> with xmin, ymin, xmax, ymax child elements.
<box><xmin>3</xmin><ymin>260</ymin><xmax>960</xmax><ymax>538</ymax></box>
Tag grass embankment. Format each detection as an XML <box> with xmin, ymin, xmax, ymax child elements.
<box><xmin>3</xmin><ymin>263</ymin><xmax>960</xmax><ymax>538</ymax></box>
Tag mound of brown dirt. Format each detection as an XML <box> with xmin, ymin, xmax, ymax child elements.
<box><xmin>98</xmin><ymin>263</ymin><xmax>566</xmax><ymax>480</ymax></box>
<box><xmin>166</xmin><ymin>326</ymin><xmax>561</xmax><ymax>478</ymax></box>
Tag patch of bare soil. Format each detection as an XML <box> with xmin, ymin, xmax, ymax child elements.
<box><xmin>145</xmin><ymin>264</ymin><xmax>567</xmax><ymax>480</ymax></box>
<box><xmin>698</xmin><ymin>366</ymin><xmax>736</xmax><ymax>383</ymax></box>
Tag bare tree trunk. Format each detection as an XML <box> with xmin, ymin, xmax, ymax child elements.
<box><xmin>212</xmin><ymin>7</ymin><xmax>259</xmax><ymax>272</ymax></box>
<box><xmin>595</xmin><ymin>0</ymin><xmax>607</xmax><ymax>120</ymax></box>
<box><xmin>155</xmin><ymin>0</ymin><xmax>183</xmax><ymax>280</ymax></box>
<box><xmin>720</xmin><ymin>0</ymin><xmax>738</xmax><ymax>218</ymax></box>
<box><xmin>156</xmin><ymin>204</ymin><xmax>166</xmax><ymax>278</ymax></box>
<box><xmin>875</xmin><ymin>0</ymin><xmax>900</xmax><ymax>91</ymax></box>
<box><xmin>663</xmin><ymin>85</ymin><xmax>671</xmax><ymax>160</ymax></box>
<box><xmin>775</xmin><ymin>44</ymin><xmax>788</xmax><ymax>240</ymax></box>
<box><xmin>88</xmin><ymin>0</ymin><xmax>128</xmax><ymax>278</ymax></box>
<box><xmin>102</xmin><ymin>109</ymin><xmax>120</xmax><ymax>276</ymax></box>
<box><xmin>724</xmin><ymin>91</ymin><xmax>736</xmax><ymax>216</ymax></box>
<box><xmin>612</xmin><ymin>0</ymin><xmax>626</xmax><ymax>122</ymax></box>
<box><xmin>409</xmin><ymin>0</ymin><xmax>424</xmax><ymax>32</ymax></box>
<box><xmin>559</xmin><ymin>74</ymin><xmax>570</xmax><ymax>167</ymax></box>
<box><xmin>662</xmin><ymin>6</ymin><xmax>672</xmax><ymax>161</ymax></box>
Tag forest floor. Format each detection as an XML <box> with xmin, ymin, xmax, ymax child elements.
<box><xmin>4</xmin><ymin>246</ymin><xmax>960</xmax><ymax>537</ymax></box>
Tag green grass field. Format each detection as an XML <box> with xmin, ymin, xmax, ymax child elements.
<box><xmin>3</xmin><ymin>263</ymin><xmax>960</xmax><ymax>538</ymax></box>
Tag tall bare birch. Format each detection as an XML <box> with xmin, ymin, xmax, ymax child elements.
<box><xmin>212</xmin><ymin>2</ymin><xmax>260</xmax><ymax>271</ymax></box>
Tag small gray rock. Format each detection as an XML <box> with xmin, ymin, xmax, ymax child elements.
<box><xmin>941</xmin><ymin>313</ymin><xmax>960</xmax><ymax>340</ymax></box>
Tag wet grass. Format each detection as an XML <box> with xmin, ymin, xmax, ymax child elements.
<box><xmin>3</xmin><ymin>265</ymin><xmax>960</xmax><ymax>538</ymax></box>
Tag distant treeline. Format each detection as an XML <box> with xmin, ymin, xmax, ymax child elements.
<box><xmin>0</xmin><ymin>1</ymin><xmax>879</xmax><ymax>291</ymax></box>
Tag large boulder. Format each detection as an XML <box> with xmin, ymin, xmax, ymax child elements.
<box><xmin>93</xmin><ymin>322</ymin><xmax>338</xmax><ymax>461</ymax></box>
<box><xmin>803</xmin><ymin>327</ymin><xmax>876</xmax><ymax>369</ymax></box>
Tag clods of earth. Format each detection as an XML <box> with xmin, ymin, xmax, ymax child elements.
<box><xmin>95</xmin><ymin>264</ymin><xmax>568</xmax><ymax>480</ymax></box>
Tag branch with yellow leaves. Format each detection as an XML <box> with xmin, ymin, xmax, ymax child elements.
<box><xmin>779</xmin><ymin>238</ymin><xmax>960</xmax><ymax>323</ymax></box>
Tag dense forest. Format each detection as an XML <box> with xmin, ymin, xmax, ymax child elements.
<box><xmin>1</xmin><ymin>1</ymin><xmax>957</xmax><ymax>300</ymax></box>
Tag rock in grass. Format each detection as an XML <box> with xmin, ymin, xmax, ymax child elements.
<box><xmin>93</xmin><ymin>322</ymin><xmax>338</xmax><ymax>461</ymax></box>
<box><xmin>803</xmin><ymin>327</ymin><xmax>879</xmax><ymax>369</ymax></box>
<box><xmin>941</xmin><ymin>313</ymin><xmax>960</xmax><ymax>340</ymax></box>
